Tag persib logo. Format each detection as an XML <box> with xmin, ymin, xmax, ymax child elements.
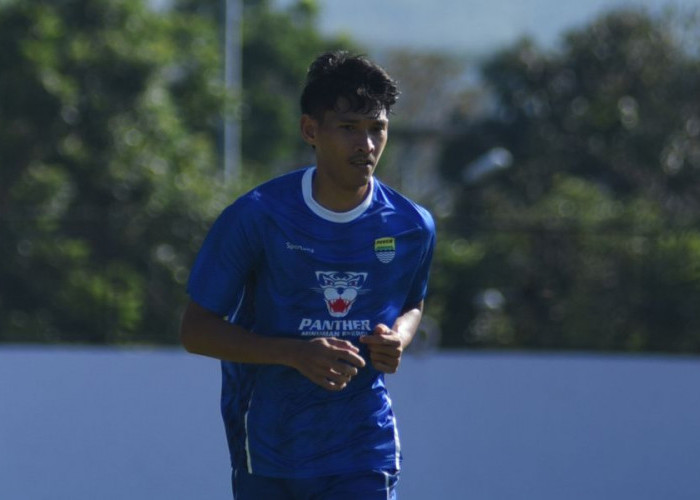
<box><xmin>374</xmin><ymin>237</ymin><xmax>396</xmax><ymax>264</ymax></box>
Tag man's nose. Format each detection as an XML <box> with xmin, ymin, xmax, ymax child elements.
<box><xmin>356</xmin><ymin>131</ymin><xmax>375</xmax><ymax>153</ymax></box>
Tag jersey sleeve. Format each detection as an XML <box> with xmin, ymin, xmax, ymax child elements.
<box><xmin>186</xmin><ymin>196</ymin><xmax>262</xmax><ymax>316</ymax></box>
<box><xmin>404</xmin><ymin>207</ymin><xmax>436</xmax><ymax>308</ymax></box>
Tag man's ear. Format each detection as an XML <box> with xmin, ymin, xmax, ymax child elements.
<box><xmin>300</xmin><ymin>114</ymin><xmax>318</xmax><ymax>146</ymax></box>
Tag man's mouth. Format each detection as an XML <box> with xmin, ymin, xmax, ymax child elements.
<box><xmin>350</xmin><ymin>157</ymin><xmax>374</xmax><ymax>167</ymax></box>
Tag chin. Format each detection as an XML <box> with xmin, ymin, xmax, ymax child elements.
<box><xmin>353</xmin><ymin>163</ymin><xmax>375</xmax><ymax>178</ymax></box>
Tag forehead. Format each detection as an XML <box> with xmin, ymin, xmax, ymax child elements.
<box><xmin>323</xmin><ymin>106</ymin><xmax>389</xmax><ymax>124</ymax></box>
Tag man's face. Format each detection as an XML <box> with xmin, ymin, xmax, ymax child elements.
<box><xmin>301</xmin><ymin>102</ymin><xmax>389</xmax><ymax>192</ymax></box>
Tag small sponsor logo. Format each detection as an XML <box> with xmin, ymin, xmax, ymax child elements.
<box><xmin>374</xmin><ymin>237</ymin><xmax>396</xmax><ymax>264</ymax></box>
<box><xmin>286</xmin><ymin>241</ymin><xmax>315</xmax><ymax>254</ymax></box>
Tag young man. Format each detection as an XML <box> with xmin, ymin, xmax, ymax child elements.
<box><xmin>180</xmin><ymin>51</ymin><xmax>436</xmax><ymax>499</ymax></box>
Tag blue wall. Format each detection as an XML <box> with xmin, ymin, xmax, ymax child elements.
<box><xmin>1</xmin><ymin>348</ymin><xmax>699</xmax><ymax>499</ymax></box>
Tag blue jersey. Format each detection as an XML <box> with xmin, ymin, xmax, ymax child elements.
<box><xmin>187</xmin><ymin>167</ymin><xmax>435</xmax><ymax>478</ymax></box>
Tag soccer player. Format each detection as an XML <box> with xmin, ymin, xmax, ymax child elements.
<box><xmin>180</xmin><ymin>51</ymin><xmax>436</xmax><ymax>499</ymax></box>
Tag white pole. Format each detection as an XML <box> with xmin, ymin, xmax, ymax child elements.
<box><xmin>224</xmin><ymin>0</ymin><xmax>242</xmax><ymax>182</ymax></box>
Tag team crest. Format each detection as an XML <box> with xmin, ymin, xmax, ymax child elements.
<box><xmin>314</xmin><ymin>271</ymin><xmax>369</xmax><ymax>318</ymax></box>
<box><xmin>374</xmin><ymin>237</ymin><xmax>396</xmax><ymax>264</ymax></box>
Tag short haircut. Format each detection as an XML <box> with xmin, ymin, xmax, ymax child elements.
<box><xmin>300</xmin><ymin>51</ymin><xmax>400</xmax><ymax>120</ymax></box>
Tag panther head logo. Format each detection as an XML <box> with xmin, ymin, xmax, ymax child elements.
<box><xmin>314</xmin><ymin>271</ymin><xmax>369</xmax><ymax>318</ymax></box>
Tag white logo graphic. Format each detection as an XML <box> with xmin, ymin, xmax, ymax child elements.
<box><xmin>314</xmin><ymin>271</ymin><xmax>369</xmax><ymax>318</ymax></box>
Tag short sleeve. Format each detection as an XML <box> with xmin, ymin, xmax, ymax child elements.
<box><xmin>186</xmin><ymin>197</ymin><xmax>262</xmax><ymax>316</ymax></box>
<box><xmin>404</xmin><ymin>208</ymin><xmax>436</xmax><ymax>308</ymax></box>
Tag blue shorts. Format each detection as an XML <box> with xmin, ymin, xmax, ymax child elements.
<box><xmin>232</xmin><ymin>468</ymin><xmax>399</xmax><ymax>500</ymax></box>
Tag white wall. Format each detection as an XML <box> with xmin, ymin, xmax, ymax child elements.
<box><xmin>1</xmin><ymin>347</ymin><xmax>699</xmax><ymax>499</ymax></box>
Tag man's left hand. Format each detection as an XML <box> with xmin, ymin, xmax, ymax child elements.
<box><xmin>359</xmin><ymin>324</ymin><xmax>405</xmax><ymax>374</ymax></box>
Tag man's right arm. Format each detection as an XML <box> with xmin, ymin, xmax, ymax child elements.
<box><xmin>180</xmin><ymin>300</ymin><xmax>365</xmax><ymax>391</ymax></box>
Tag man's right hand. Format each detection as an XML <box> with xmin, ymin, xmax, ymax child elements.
<box><xmin>289</xmin><ymin>337</ymin><xmax>366</xmax><ymax>391</ymax></box>
<box><xmin>181</xmin><ymin>302</ymin><xmax>366</xmax><ymax>391</ymax></box>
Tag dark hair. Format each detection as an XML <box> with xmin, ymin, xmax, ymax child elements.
<box><xmin>300</xmin><ymin>51</ymin><xmax>400</xmax><ymax>120</ymax></box>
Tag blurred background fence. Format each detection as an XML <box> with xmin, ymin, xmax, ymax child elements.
<box><xmin>2</xmin><ymin>0</ymin><xmax>700</xmax><ymax>353</ymax></box>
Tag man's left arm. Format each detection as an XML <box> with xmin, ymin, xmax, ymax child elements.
<box><xmin>360</xmin><ymin>301</ymin><xmax>423</xmax><ymax>374</ymax></box>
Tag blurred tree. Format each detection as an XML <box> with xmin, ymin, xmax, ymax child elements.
<box><xmin>175</xmin><ymin>0</ymin><xmax>356</xmax><ymax>172</ymax></box>
<box><xmin>377</xmin><ymin>51</ymin><xmax>476</xmax><ymax>205</ymax></box>
<box><xmin>434</xmin><ymin>8</ymin><xmax>700</xmax><ymax>352</ymax></box>
<box><xmin>0</xmin><ymin>0</ymin><xmax>241</xmax><ymax>343</ymax></box>
<box><xmin>0</xmin><ymin>0</ymin><xmax>363</xmax><ymax>345</ymax></box>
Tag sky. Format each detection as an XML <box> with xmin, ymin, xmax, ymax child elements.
<box><xmin>275</xmin><ymin>0</ymin><xmax>698</xmax><ymax>55</ymax></box>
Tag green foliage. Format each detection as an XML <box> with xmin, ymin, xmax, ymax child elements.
<box><xmin>0</xmin><ymin>0</ymin><xmax>360</xmax><ymax>345</ymax></box>
<box><xmin>6</xmin><ymin>1</ymin><xmax>697</xmax><ymax>355</ymax></box>
<box><xmin>433</xmin><ymin>8</ymin><xmax>700</xmax><ymax>353</ymax></box>
<box><xmin>0</xmin><ymin>0</ymin><xmax>244</xmax><ymax>343</ymax></box>
<box><xmin>174</xmin><ymin>0</ymin><xmax>357</xmax><ymax>170</ymax></box>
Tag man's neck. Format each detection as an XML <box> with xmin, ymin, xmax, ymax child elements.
<box><xmin>312</xmin><ymin>170</ymin><xmax>371</xmax><ymax>213</ymax></box>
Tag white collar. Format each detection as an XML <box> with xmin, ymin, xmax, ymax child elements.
<box><xmin>301</xmin><ymin>167</ymin><xmax>374</xmax><ymax>223</ymax></box>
